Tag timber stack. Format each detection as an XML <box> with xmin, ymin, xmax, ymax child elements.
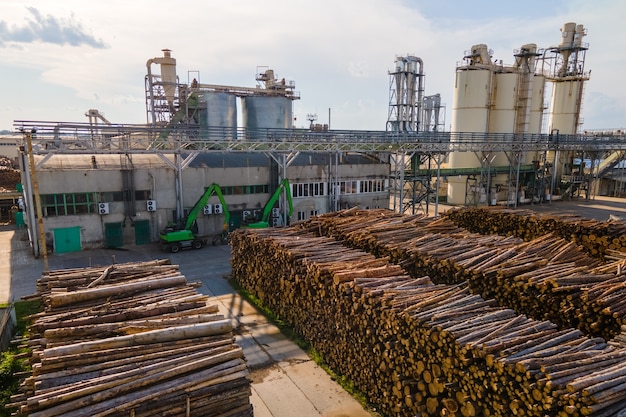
<box><xmin>231</xmin><ymin>209</ymin><xmax>626</xmax><ymax>416</ymax></box>
<box><xmin>299</xmin><ymin>209</ymin><xmax>625</xmax><ymax>340</ymax></box>
<box><xmin>7</xmin><ymin>259</ymin><xmax>252</xmax><ymax>417</ymax></box>
<box><xmin>442</xmin><ymin>206</ymin><xmax>626</xmax><ymax>259</ymax></box>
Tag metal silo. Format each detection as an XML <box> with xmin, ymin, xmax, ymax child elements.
<box><xmin>242</xmin><ymin>95</ymin><xmax>293</xmax><ymax>139</ymax></box>
<box><xmin>447</xmin><ymin>44</ymin><xmax>492</xmax><ymax>204</ymax></box>
<box><xmin>489</xmin><ymin>71</ymin><xmax>519</xmax><ymax>166</ymax></box>
<box><xmin>549</xmin><ymin>81</ymin><xmax>585</xmax><ymax>135</ymax></box>
<box><xmin>198</xmin><ymin>92</ymin><xmax>237</xmax><ymax>139</ymax></box>
<box><xmin>529</xmin><ymin>75</ymin><xmax>546</xmax><ymax>134</ymax></box>
<box><xmin>547</xmin><ymin>23</ymin><xmax>588</xmax><ymax>135</ymax></box>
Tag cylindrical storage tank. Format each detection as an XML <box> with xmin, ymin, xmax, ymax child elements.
<box><xmin>489</xmin><ymin>71</ymin><xmax>518</xmax><ymax>166</ymax></box>
<box><xmin>548</xmin><ymin>79</ymin><xmax>583</xmax><ymax>135</ymax></box>
<box><xmin>528</xmin><ymin>75</ymin><xmax>546</xmax><ymax>134</ymax></box>
<box><xmin>198</xmin><ymin>92</ymin><xmax>237</xmax><ymax>140</ymax></box>
<box><xmin>448</xmin><ymin>68</ymin><xmax>491</xmax><ymax>204</ymax></box>
<box><xmin>525</xmin><ymin>74</ymin><xmax>546</xmax><ymax>164</ymax></box>
<box><xmin>242</xmin><ymin>96</ymin><xmax>293</xmax><ymax>139</ymax></box>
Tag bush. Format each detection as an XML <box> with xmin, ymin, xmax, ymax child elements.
<box><xmin>0</xmin><ymin>351</ymin><xmax>27</xmax><ymax>417</ymax></box>
<box><xmin>0</xmin><ymin>300</ymin><xmax>40</xmax><ymax>416</ymax></box>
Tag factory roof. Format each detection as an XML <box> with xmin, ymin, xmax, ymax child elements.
<box><xmin>33</xmin><ymin>152</ymin><xmax>385</xmax><ymax>170</ymax></box>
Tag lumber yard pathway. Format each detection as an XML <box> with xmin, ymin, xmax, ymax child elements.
<box><xmin>0</xmin><ymin>225</ymin><xmax>373</xmax><ymax>417</ymax></box>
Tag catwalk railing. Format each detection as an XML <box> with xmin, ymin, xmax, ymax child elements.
<box><xmin>12</xmin><ymin>121</ymin><xmax>626</xmax><ymax>154</ymax></box>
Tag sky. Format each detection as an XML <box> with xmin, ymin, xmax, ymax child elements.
<box><xmin>1</xmin><ymin>0</ymin><xmax>625</xmax><ymax>132</ymax></box>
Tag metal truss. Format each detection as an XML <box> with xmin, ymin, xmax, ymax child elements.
<box><xmin>13</xmin><ymin>121</ymin><xmax>626</xmax><ymax>217</ymax></box>
<box><xmin>13</xmin><ymin>121</ymin><xmax>626</xmax><ymax>155</ymax></box>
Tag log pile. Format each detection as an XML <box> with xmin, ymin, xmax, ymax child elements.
<box><xmin>8</xmin><ymin>260</ymin><xmax>252</xmax><ymax>417</ymax></box>
<box><xmin>442</xmin><ymin>206</ymin><xmax>626</xmax><ymax>259</ymax></box>
<box><xmin>230</xmin><ymin>227</ymin><xmax>626</xmax><ymax>416</ymax></box>
<box><xmin>298</xmin><ymin>209</ymin><xmax>626</xmax><ymax>340</ymax></box>
<box><xmin>0</xmin><ymin>155</ymin><xmax>20</xmax><ymax>192</ymax></box>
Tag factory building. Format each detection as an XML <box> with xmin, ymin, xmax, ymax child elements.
<box><xmin>11</xmin><ymin>22</ymin><xmax>626</xmax><ymax>255</ymax></box>
<box><xmin>21</xmin><ymin>150</ymin><xmax>389</xmax><ymax>253</ymax></box>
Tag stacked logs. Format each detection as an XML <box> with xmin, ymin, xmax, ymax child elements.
<box><xmin>298</xmin><ymin>209</ymin><xmax>625</xmax><ymax>340</ymax></box>
<box><xmin>8</xmin><ymin>260</ymin><xmax>252</xmax><ymax>417</ymax></box>
<box><xmin>442</xmin><ymin>206</ymin><xmax>626</xmax><ymax>259</ymax></box>
<box><xmin>230</xmin><ymin>228</ymin><xmax>626</xmax><ymax>416</ymax></box>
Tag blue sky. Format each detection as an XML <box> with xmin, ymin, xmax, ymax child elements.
<box><xmin>1</xmin><ymin>0</ymin><xmax>624</xmax><ymax>132</ymax></box>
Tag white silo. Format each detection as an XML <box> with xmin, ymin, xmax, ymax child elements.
<box><xmin>547</xmin><ymin>23</ymin><xmax>589</xmax><ymax>135</ymax></box>
<box><xmin>447</xmin><ymin>44</ymin><xmax>493</xmax><ymax>204</ymax></box>
<box><xmin>543</xmin><ymin>22</ymin><xmax>590</xmax><ymax>199</ymax></box>
<box><xmin>447</xmin><ymin>41</ymin><xmax>546</xmax><ymax>205</ymax></box>
<box><xmin>489</xmin><ymin>70</ymin><xmax>519</xmax><ymax>166</ymax></box>
<box><xmin>549</xmin><ymin>80</ymin><xmax>585</xmax><ymax>135</ymax></box>
<box><xmin>529</xmin><ymin>75</ymin><xmax>546</xmax><ymax>134</ymax></box>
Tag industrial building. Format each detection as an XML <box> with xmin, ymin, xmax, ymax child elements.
<box><xmin>9</xmin><ymin>22</ymin><xmax>626</xmax><ymax>255</ymax></box>
<box><xmin>21</xmin><ymin>152</ymin><xmax>388</xmax><ymax>252</ymax></box>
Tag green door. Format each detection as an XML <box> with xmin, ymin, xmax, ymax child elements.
<box><xmin>104</xmin><ymin>222</ymin><xmax>124</xmax><ymax>248</ymax></box>
<box><xmin>134</xmin><ymin>219</ymin><xmax>151</xmax><ymax>245</ymax></box>
<box><xmin>53</xmin><ymin>226</ymin><xmax>81</xmax><ymax>253</ymax></box>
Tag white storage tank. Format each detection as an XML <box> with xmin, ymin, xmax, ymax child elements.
<box><xmin>529</xmin><ymin>74</ymin><xmax>546</xmax><ymax>133</ymax></box>
<box><xmin>526</xmin><ymin>73</ymin><xmax>546</xmax><ymax>164</ymax></box>
<box><xmin>489</xmin><ymin>71</ymin><xmax>519</xmax><ymax>166</ymax></box>
<box><xmin>548</xmin><ymin>80</ymin><xmax>584</xmax><ymax>135</ymax></box>
<box><xmin>448</xmin><ymin>68</ymin><xmax>491</xmax><ymax>204</ymax></box>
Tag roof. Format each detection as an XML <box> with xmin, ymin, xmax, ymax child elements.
<box><xmin>33</xmin><ymin>152</ymin><xmax>386</xmax><ymax>170</ymax></box>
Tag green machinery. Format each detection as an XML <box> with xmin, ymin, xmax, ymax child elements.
<box><xmin>160</xmin><ymin>183</ymin><xmax>229</xmax><ymax>252</ymax></box>
<box><xmin>244</xmin><ymin>179</ymin><xmax>293</xmax><ymax>229</ymax></box>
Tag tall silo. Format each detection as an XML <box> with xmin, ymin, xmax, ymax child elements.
<box><xmin>489</xmin><ymin>70</ymin><xmax>519</xmax><ymax>166</ymax></box>
<box><xmin>547</xmin><ymin>23</ymin><xmax>588</xmax><ymax>135</ymax></box>
<box><xmin>448</xmin><ymin>42</ymin><xmax>546</xmax><ymax>205</ymax></box>
<box><xmin>242</xmin><ymin>95</ymin><xmax>293</xmax><ymax>137</ymax></box>
<box><xmin>542</xmin><ymin>22</ymin><xmax>590</xmax><ymax>198</ymax></box>
<box><xmin>198</xmin><ymin>92</ymin><xmax>237</xmax><ymax>139</ymax></box>
<box><xmin>529</xmin><ymin>74</ymin><xmax>546</xmax><ymax>135</ymax></box>
<box><xmin>447</xmin><ymin>44</ymin><xmax>493</xmax><ymax>204</ymax></box>
<box><xmin>241</xmin><ymin>68</ymin><xmax>298</xmax><ymax>139</ymax></box>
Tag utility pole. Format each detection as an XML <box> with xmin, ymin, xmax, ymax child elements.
<box><xmin>22</xmin><ymin>129</ymin><xmax>49</xmax><ymax>273</ymax></box>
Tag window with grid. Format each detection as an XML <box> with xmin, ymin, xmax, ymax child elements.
<box><xmin>41</xmin><ymin>193</ymin><xmax>98</xmax><ymax>216</ymax></box>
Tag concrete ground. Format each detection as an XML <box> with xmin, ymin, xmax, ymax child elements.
<box><xmin>1</xmin><ymin>195</ymin><xmax>624</xmax><ymax>416</ymax></box>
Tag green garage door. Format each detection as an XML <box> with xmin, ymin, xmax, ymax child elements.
<box><xmin>53</xmin><ymin>226</ymin><xmax>81</xmax><ymax>253</ymax></box>
<box><xmin>134</xmin><ymin>219</ymin><xmax>151</xmax><ymax>245</ymax></box>
<box><xmin>104</xmin><ymin>222</ymin><xmax>124</xmax><ymax>248</ymax></box>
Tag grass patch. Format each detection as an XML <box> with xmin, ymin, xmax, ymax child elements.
<box><xmin>0</xmin><ymin>299</ymin><xmax>41</xmax><ymax>417</ymax></box>
<box><xmin>228</xmin><ymin>276</ymin><xmax>376</xmax><ymax>415</ymax></box>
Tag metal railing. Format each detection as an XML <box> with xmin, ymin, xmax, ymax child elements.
<box><xmin>12</xmin><ymin>121</ymin><xmax>626</xmax><ymax>155</ymax></box>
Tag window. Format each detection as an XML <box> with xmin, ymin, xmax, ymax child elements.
<box><xmin>292</xmin><ymin>182</ymin><xmax>326</xmax><ymax>198</ymax></box>
<box><xmin>221</xmin><ymin>184</ymin><xmax>269</xmax><ymax>195</ymax></box>
<box><xmin>359</xmin><ymin>179</ymin><xmax>387</xmax><ymax>193</ymax></box>
<box><xmin>41</xmin><ymin>192</ymin><xmax>98</xmax><ymax>216</ymax></box>
<box><xmin>339</xmin><ymin>181</ymin><xmax>358</xmax><ymax>194</ymax></box>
